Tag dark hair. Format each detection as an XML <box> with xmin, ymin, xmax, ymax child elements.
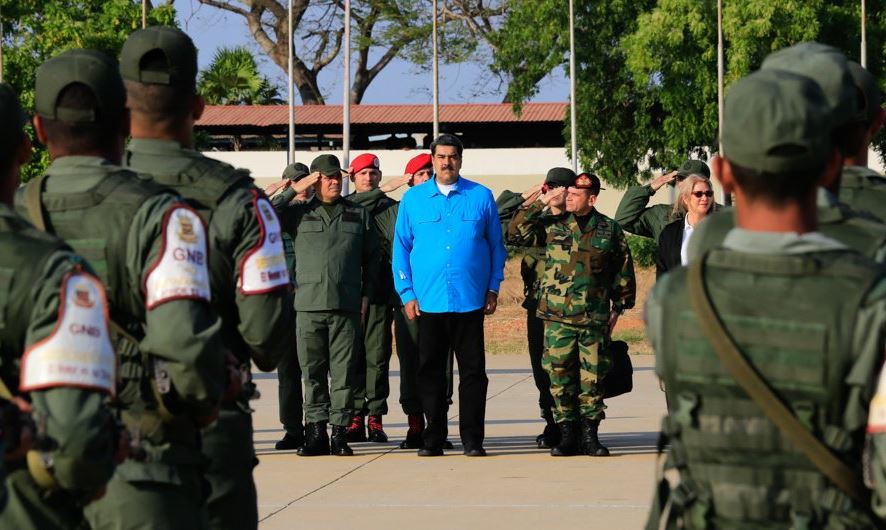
<box><xmin>729</xmin><ymin>160</ymin><xmax>819</xmax><ymax>206</ymax></box>
<box><xmin>123</xmin><ymin>50</ymin><xmax>193</xmax><ymax>130</ymax></box>
<box><xmin>430</xmin><ymin>133</ymin><xmax>463</xmax><ymax>156</ymax></box>
<box><xmin>41</xmin><ymin>83</ymin><xmax>122</xmax><ymax>154</ymax></box>
<box><xmin>833</xmin><ymin>120</ymin><xmax>867</xmax><ymax>157</ymax></box>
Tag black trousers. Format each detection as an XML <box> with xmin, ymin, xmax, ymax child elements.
<box><xmin>418</xmin><ymin>309</ymin><xmax>488</xmax><ymax>448</ymax></box>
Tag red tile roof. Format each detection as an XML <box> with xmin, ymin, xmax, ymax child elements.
<box><xmin>197</xmin><ymin>102</ymin><xmax>567</xmax><ymax>127</ymax></box>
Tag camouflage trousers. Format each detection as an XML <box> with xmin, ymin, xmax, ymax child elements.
<box><xmin>542</xmin><ymin>320</ymin><xmax>610</xmax><ymax>423</ymax></box>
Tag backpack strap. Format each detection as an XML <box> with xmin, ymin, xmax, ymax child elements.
<box><xmin>687</xmin><ymin>252</ymin><xmax>868</xmax><ymax>505</ymax></box>
<box><xmin>23</xmin><ymin>174</ymin><xmax>50</xmax><ymax>231</ymax></box>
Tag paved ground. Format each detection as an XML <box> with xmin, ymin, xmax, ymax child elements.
<box><xmin>251</xmin><ymin>353</ymin><xmax>665</xmax><ymax>530</ymax></box>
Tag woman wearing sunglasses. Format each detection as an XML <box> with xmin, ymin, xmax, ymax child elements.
<box><xmin>654</xmin><ymin>175</ymin><xmax>715</xmax><ymax>278</ymax></box>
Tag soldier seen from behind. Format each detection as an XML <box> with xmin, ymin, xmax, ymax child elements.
<box><xmin>509</xmin><ymin>172</ymin><xmax>636</xmax><ymax>457</ymax></box>
<box><xmin>272</xmin><ymin>154</ymin><xmax>380</xmax><ymax>457</ymax></box>
<box><xmin>646</xmin><ymin>68</ymin><xmax>886</xmax><ymax>529</ymax></box>
<box><xmin>0</xmin><ymin>83</ymin><xmax>123</xmax><ymax>529</ymax></box>
<box><xmin>17</xmin><ymin>49</ymin><xmax>228</xmax><ymax>530</ymax></box>
<box><xmin>119</xmin><ymin>26</ymin><xmax>295</xmax><ymax>530</ymax></box>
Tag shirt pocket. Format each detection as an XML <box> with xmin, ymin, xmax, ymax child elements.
<box><xmin>299</xmin><ymin>221</ymin><xmax>324</xmax><ymax>234</ymax></box>
<box><xmin>587</xmin><ymin>237</ymin><xmax>613</xmax><ymax>274</ymax></box>
<box><xmin>417</xmin><ymin>212</ymin><xmax>441</xmax><ymax>224</ymax></box>
<box><xmin>461</xmin><ymin>210</ymin><xmax>483</xmax><ymax>239</ymax></box>
<box><xmin>340</xmin><ymin>222</ymin><xmax>361</xmax><ymax>234</ymax></box>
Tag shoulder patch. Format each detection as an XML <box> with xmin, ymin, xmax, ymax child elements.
<box><xmin>21</xmin><ymin>271</ymin><xmax>116</xmax><ymax>394</ymax></box>
<box><xmin>240</xmin><ymin>195</ymin><xmax>290</xmax><ymax>294</ymax></box>
<box><xmin>144</xmin><ymin>205</ymin><xmax>212</xmax><ymax>309</ymax></box>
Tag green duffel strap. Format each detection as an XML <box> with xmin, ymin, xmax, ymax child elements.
<box><xmin>687</xmin><ymin>253</ymin><xmax>868</xmax><ymax>505</ymax></box>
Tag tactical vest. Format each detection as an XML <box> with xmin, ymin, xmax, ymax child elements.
<box><xmin>656</xmin><ymin>249</ymin><xmax>883</xmax><ymax>529</ymax></box>
<box><xmin>0</xmin><ymin>210</ymin><xmax>68</xmax><ymax>394</ymax></box>
<box><xmin>839</xmin><ymin>167</ymin><xmax>886</xmax><ymax>221</ymax></box>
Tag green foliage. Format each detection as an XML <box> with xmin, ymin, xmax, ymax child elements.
<box><xmin>198</xmin><ymin>47</ymin><xmax>283</xmax><ymax>105</ymax></box>
<box><xmin>492</xmin><ymin>0</ymin><xmax>886</xmax><ymax>187</ymax></box>
<box><xmin>626</xmin><ymin>234</ymin><xmax>657</xmax><ymax>268</ymax></box>
<box><xmin>0</xmin><ymin>0</ymin><xmax>176</xmax><ymax>182</ymax></box>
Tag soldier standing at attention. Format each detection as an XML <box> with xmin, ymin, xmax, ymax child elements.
<box><xmin>0</xmin><ymin>83</ymin><xmax>121</xmax><ymax>529</ymax></box>
<box><xmin>509</xmin><ymin>172</ymin><xmax>635</xmax><ymax>457</ymax></box>
<box><xmin>17</xmin><ymin>49</ymin><xmax>227</xmax><ymax>530</ymax></box>
<box><xmin>499</xmin><ymin>167</ymin><xmax>575</xmax><ymax>449</ymax></box>
<box><xmin>646</xmin><ymin>68</ymin><xmax>886</xmax><ymax>529</ymax></box>
<box><xmin>615</xmin><ymin>160</ymin><xmax>717</xmax><ymax>242</ymax></box>
<box><xmin>119</xmin><ymin>27</ymin><xmax>295</xmax><ymax>530</ymax></box>
<box><xmin>344</xmin><ymin>153</ymin><xmax>397</xmax><ymax>443</ymax></box>
<box><xmin>273</xmin><ymin>154</ymin><xmax>379</xmax><ymax>457</ymax></box>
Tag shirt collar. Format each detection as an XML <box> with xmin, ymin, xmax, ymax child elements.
<box><xmin>722</xmin><ymin>227</ymin><xmax>847</xmax><ymax>255</ymax></box>
<box><xmin>427</xmin><ymin>176</ymin><xmax>461</xmax><ymax>197</ymax></box>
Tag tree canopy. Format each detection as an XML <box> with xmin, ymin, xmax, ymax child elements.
<box><xmin>198</xmin><ymin>46</ymin><xmax>284</xmax><ymax>105</ymax></box>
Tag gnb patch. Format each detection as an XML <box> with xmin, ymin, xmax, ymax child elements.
<box><xmin>239</xmin><ymin>196</ymin><xmax>289</xmax><ymax>294</ymax></box>
<box><xmin>145</xmin><ymin>205</ymin><xmax>211</xmax><ymax>308</ymax></box>
<box><xmin>21</xmin><ymin>271</ymin><xmax>116</xmax><ymax>394</ymax></box>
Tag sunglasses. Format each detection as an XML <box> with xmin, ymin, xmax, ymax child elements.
<box><xmin>692</xmin><ymin>191</ymin><xmax>714</xmax><ymax>198</ymax></box>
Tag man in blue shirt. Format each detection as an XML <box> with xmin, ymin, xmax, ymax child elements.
<box><xmin>393</xmin><ymin>134</ymin><xmax>508</xmax><ymax>456</ymax></box>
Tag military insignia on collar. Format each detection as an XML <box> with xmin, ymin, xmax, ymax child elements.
<box><xmin>177</xmin><ymin>213</ymin><xmax>198</xmax><ymax>244</ymax></box>
<box><xmin>73</xmin><ymin>283</ymin><xmax>96</xmax><ymax>308</ymax></box>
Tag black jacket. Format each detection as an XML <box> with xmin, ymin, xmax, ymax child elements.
<box><xmin>655</xmin><ymin>219</ymin><xmax>684</xmax><ymax>279</ymax></box>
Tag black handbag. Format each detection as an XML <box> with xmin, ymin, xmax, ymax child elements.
<box><xmin>603</xmin><ymin>340</ymin><xmax>633</xmax><ymax>399</ymax></box>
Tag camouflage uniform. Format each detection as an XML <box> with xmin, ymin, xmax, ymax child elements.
<box><xmin>509</xmin><ymin>202</ymin><xmax>635</xmax><ymax>423</ymax></box>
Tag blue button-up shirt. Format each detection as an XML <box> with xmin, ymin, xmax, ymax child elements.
<box><xmin>393</xmin><ymin>176</ymin><xmax>507</xmax><ymax>313</ymax></box>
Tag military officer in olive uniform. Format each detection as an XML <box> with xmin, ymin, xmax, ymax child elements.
<box><xmin>615</xmin><ymin>160</ymin><xmax>719</xmax><ymax>242</ymax></box>
<box><xmin>119</xmin><ymin>27</ymin><xmax>295</xmax><ymax>530</ymax></box>
<box><xmin>16</xmin><ymin>49</ymin><xmax>227</xmax><ymax>530</ymax></box>
<box><xmin>0</xmin><ymin>83</ymin><xmax>121</xmax><ymax>529</ymax></box>
<box><xmin>498</xmin><ymin>167</ymin><xmax>575</xmax><ymax>449</ymax></box>
<box><xmin>509</xmin><ymin>172</ymin><xmax>636</xmax><ymax>457</ymax></box>
<box><xmin>646</xmin><ymin>67</ymin><xmax>886</xmax><ymax>529</ymax></box>
<box><xmin>272</xmin><ymin>154</ymin><xmax>379</xmax><ymax>457</ymax></box>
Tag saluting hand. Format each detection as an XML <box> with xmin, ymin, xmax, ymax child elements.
<box><xmin>263</xmin><ymin>179</ymin><xmax>290</xmax><ymax>197</ymax></box>
<box><xmin>380</xmin><ymin>174</ymin><xmax>411</xmax><ymax>193</ymax></box>
<box><xmin>521</xmin><ymin>183</ymin><xmax>544</xmax><ymax>206</ymax></box>
<box><xmin>541</xmin><ymin>186</ymin><xmax>566</xmax><ymax>206</ymax></box>
<box><xmin>404</xmin><ymin>300</ymin><xmax>421</xmax><ymax>321</ymax></box>
<box><xmin>650</xmin><ymin>170</ymin><xmax>678</xmax><ymax>191</ymax></box>
<box><xmin>292</xmin><ymin>172</ymin><xmax>322</xmax><ymax>195</ymax></box>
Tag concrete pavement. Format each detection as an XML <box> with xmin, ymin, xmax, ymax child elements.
<box><xmin>251</xmin><ymin>353</ymin><xmax>665</xmax><ymax>529</ymax></box>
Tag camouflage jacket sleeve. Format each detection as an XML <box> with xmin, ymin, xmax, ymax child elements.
<box><xmin>506</xmin><ymin>201</ymin><xmax>550</xmax><ymax>248</ymax></box>
<box><xmin>615</xmin><ymin>184</ymin><xmax>670</xmax><ymax>240</ymax></box>
<box><xmin>25</xmin><ymin>252</ymin><xmax>116</xmax><ymax>500</ymax></box>
<box><xmin>608</xmin><ymin>222</ymin><xmax>636</xmax><ymax>313</ymax></box>
<box><xmin>129</xmin><ymin>194</ymin><xmax>226</xmax><ymax>420</ymax></box>
<box><xmin>222</xmin><ymin>187</ymin><xmax>294</xmax><ymax>372</ymax></box>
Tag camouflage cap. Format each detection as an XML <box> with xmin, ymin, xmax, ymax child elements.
<box><xmin>848</xmin><ymin>61</ymin><xmax>883</xmax><ymax>125</ymax></box>
<box><xmin>310</xmin><ymin>154</ymin><xmax>347</xmax><ymax>177</ymax></box>
<box><xmin>544</xmin><ymin>167</ymin><xmax>576</xmax><ymax>187</ymax></box>
<box><xmin>761</xmin><ymin>42</ymin><xmax>862</xmax><ymax>126</ymax></box>
<box><xmin>35</xmin><ymin>49</ymin><xmax>126</xmax><ymax>123</ymax></box>
<box><xmin>282</xmin><ymin>162</ymin><xmax>310</xmax><ymax>181</ymax></box>
<box><xmin>675</xmin><ymin>159</ymin><xmax>710</xmax><ymax>179</ymax></box>
<box><xmin>0</xmin><ymin>83</ymin><xmax>28</xmax><ymax>144</ymax></box>
<box><xmin>723</xmin><ymin>69</ymin><xmax>832</xmax><ymax>174</ymax></box>
<box><xmin>120</xmin><ymin>26</ymin><xmax>198</xmax><ymax>89</ymax></box>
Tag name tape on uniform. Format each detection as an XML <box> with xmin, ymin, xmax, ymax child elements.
<box><xmin>240</xmin><ymin>196</ymin><xmax>290</xmax><ymax>294</ymax></box>
<box><xmin>144</xmin><ymin>205</ymin><xmax>212</xmax><ymax>308</ymax></box>
<box><xmin>21</xmin><ymin>271</ymin><xmax>116</xmax><ymax>394</ymax></box>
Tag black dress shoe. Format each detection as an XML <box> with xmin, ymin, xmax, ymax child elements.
<box><xmin>417</xmin><ymin>447</ymin><xmax>444</xmax><ymax>457</ymax></box>
<box><xmin>275</xmin><ymin>431</ymin><xmax>304</xmax><ymax>450</ymax></box>
<box><xmin>442</xmin><ymin>440</ymin><xmax>454</xmax><ymax>450</ymax></box>
<box><xmin>463</xmin><ymin>447</ymin><xmax>486</xmax><ymax>457</ymax></box>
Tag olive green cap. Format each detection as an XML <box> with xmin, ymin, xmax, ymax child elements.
<box><xmin>848</xmin><ymin>61</ymin><xmax>882</xmax><ymax>125</ymax></box>
<box><xmin>35</xmin><ymin>49</ymin><xmax>126</xmax><ymax>123</ymax></box>
<box><xmin>723</xmin><ymin>69</ymin><xmax>832</xmax><ymax>173</ymax></box>
<box><xmin>310</xmin><ymin>154</ymin><xmax>347</xmax><ymax>177</ymax></box>
<box><xmin>120</xmin><ymin>26</ymin><xmax>198</xmax><ymax>89</ymax></box>
<box><xmin>761</xmin><ymin>41</ymin><xmax>861</xmax><ymax>126</ymax></box>
<box><xmin>544</xmin><ymin>167</ymin><xmax>575</xmax><ymax>187</ymax></box>
<box><xmin>675</xmin><ymin>159</ymin><xmax>710</xmax><ymax>179</ymax></box>
<box><xmin>282</xmin><ymin>162</ymin><xmax>310</xmax><ymax>181</ymax></box>
<box><xmin>0</xmin><ymin>83</ymin><xmax>28</xmax><ymax>143</ymax></box>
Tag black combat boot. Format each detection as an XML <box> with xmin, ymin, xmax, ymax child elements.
<box><xmin>330</xmin><ymin>425</ymin><xmax>355</xmax><ymax>456</ymax></box>
<box><xmin>367</xmin><ymin>415</ymin><xmax>388</xmax><ymax>443</ymax></box>
<box><xmin>274</xmin><ymin>426</ymin><xmax>304</xmax><ymax>450</ymax></box>
<box><xmin>400</xmin><ymin>414</ymin><xmax>425</xmax><ymax>449</ymax></box>
<box><xmin>296</xmin><ymin>422</ymin><xmax>330</xmax><ymax>456</ymax></box>
<box><xmin>580</xmin><ymin>418</ymin><xmax>610</xmax><ymax>457</ymax></box>
<box><xmin>346</xmin><ymin>414</ymin><xmax>366</xmax><ymax>443</ymax></box>
<box><xmin>550</xmin><ymin>421</ymin><xmax>580</xmax><ymax>456</ymax></box>
<box><xmin>536</xmin><ymin>410</ymin><xmax>560</xmax><ymax>449</ymax></box>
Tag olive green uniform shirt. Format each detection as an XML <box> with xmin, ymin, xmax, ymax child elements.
<box><xmin>347</xmin><ymin>187</ymin><xmax>399</xmax><ymax>306</ymax></box>
<box><xmin>840</xmin><ymin>165</ymin><xmax>886</xmax><ymax>222</ymax></box>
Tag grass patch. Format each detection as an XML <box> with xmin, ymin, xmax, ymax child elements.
<box><xmin>612</xmin><ymin>329</ymin><xmax>646</xmax><ymax>344</ymax></box>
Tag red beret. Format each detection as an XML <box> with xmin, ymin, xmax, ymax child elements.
<box><xmin>405</xmin><ymin>153</ymin><xmax>432</xmax><ymax>175</ymax></box>
<box><xmin>349</xmin><ymin>153</ymin><xmax>380</xmax><ymax>174</ymax></box>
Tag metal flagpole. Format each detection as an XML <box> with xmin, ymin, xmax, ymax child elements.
<box><xmin>861</xmin><ymin>0</ymin><xmax>867</xmax><ymax>68</ymax></box>
<box><xmin>718</xmin><ymin>0</ymin><xmax>730</xmax><ymax>206</ymax></box>
<box><xmin>342</xmin><ymin>0</ymin><xmax>351</xmax><ymax>195</ymax></box>
<box><xmin>568</xmin><ymin>0</ymin><xmax>577</xmax><ymax>172</ymax></box>
<box><xmin>288</xmin><ymin>0</ymin><xmax>295</xmax><ymax>164</ymax></box>
<box><xmin>142</xmin><ymin>0</ymin><xmax>147</xmax><ymax>29</ymax></box>
<box><xmin>0</xmin><ymin>6</ymin><xmax>4</xmax><ymax>83</ymax></box>
<box><xmin>432</xmin><ymin>0</ymin><xmax>440</xmax><ymax>139</ymax></box>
